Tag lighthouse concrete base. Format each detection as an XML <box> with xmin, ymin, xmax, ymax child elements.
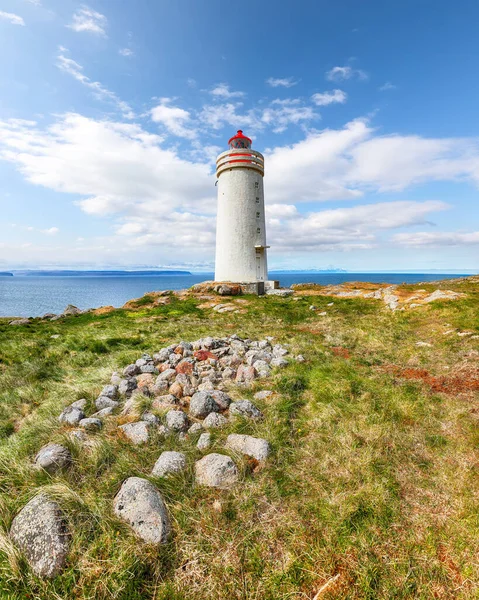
<box><xmin>191</xmin><ymin>280</ymin><xmax>279</xmax><ymax>296</ymax></box>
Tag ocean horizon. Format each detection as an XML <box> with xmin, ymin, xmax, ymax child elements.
<box><xmin>0</xmin><ymin>271</ymin><xmax>472</xmax><ymax>318</ymax></box>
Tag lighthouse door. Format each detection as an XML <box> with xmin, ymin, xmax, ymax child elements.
<box><xmin>256</xmin><ymin>251</ymin><xmax>263</xmax><ymax>280</ymax></box>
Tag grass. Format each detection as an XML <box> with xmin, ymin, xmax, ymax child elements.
<box><xmin>0</xmin><ymin>281</ymin><xmax>478</xmax><ymax>598</ymax></box>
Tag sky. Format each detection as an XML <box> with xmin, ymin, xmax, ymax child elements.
<box><xmin>0</xmin><ymin>0</ymin><xmax>479</xmax><ymax>272</ymax></box>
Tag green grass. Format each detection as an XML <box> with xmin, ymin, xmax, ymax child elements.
<box><xmin>0</xmin><ymin>282</ymin><xmax>478</xmax><ymax>598</ymax></box>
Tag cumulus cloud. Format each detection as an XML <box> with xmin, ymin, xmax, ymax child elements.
<box><xmin>326</xmin><ymin>66</ymin><xmax>368</xmax><ymax>82</ymax></box>
<box><xmin>119</xmin><ymin>48</ymin><xmax>133</xmax><ymax>57</ymax></box>
<box><xmin>151</xmin><ymin>99</ymin><xmax>196</xmax><ymax>139</ymax></box>
<box><xmin>0</xmin><ymin>11</ymin><xmax>25</xmax><ymax>26</ymax></box>
<box><xmin>261</xmin><ymin>99</ymin><xmax>317</xmax><ymax>133</ymax></box>
<box><xmin>57</xmin><ymin>48</ymin><xmax>135</xmax><ymax>119</ymax></box>
<box><xmin>67</xmin><ymin>6</ymin><xmax>107</xmax><ymax>36</ymax></box>
<box><xmin>266</xmin><ymin>77</ymin><xmax>298</xmax><ymax>88</ymax></box>
<box><xmin>209</xmin><ymin>84</ymin><xmax>245</xmax><ymax>99</ymax></box>
<box><xmin>311</xmin><ymin>89</ymin><xmax>347</xmax><ymax>106</ymax></box>
<box><xmin>392</xmin><ymin>231</ymin><xmax>479</xmax><ymax>246</ymax></box>
<box><xmin>379</xmin><ymin>82</ymin><xmax>397</xmax><ymax>91</ymax></box>
<box><xmin>199</xmin><ymin>102</ymin><xmax>260</xmax><ymax>131</ymax></box>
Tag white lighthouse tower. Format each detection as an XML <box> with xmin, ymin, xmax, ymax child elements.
<box><xmin>214</xmin><ymin>130</ymin><xmax>275</xmax><ymax>293</ymax></box>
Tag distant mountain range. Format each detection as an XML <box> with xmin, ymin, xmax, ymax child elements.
<box><xmin>10</xmin><ymin>270</ymin><xmax>192</xmax><ymax>277</ymax></box>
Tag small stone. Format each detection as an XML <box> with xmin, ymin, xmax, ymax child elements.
<box><xmin>252</xmin><ymin>360</ymin><xmax>271</xmax><ymax>377</ymax></box>
<box><xmin>270</xmin><ymin>357</ymin><xmax>289</xmax><ymax>368</ymax></box>
<box><xmin>198</xmin><ymin>381</ymin><xmax>215</xmax><ymax>392</ymax></box>
<box><xmin>169</xmin><ymin>381</ymin><xmax>183</xmax><ymax>398</ymax></box>
<box><xmin>296</xmin><ymin>355</ymin><xmax>306</xmax><ymax>362</ymax></box>
<box><xmin>59</xmin><ymin>405</ymin><xmax>85</xmax><ymax>425</ymax></box>
<box><xmin>141</xmin><ymin>411</ymin><xmax>160</xmax><ymax>425</ymax></box>
<box><xmin>151</xmin><ymin>394</ymin><xmax>179</xmax><ymax>411</ymax></box>
<box><xmin>35</xmin><ymin>443</ymin><xmax>72</xmax><ymax>474</ymax></box>
<box><xmin>91</xmin><ymin>406</ymin><xmax>115</xmax><ymax>418</ymax></box>
<box><xmin>136</xmin><ymin>358</ymin><xmax>148</xmax><ymax>368</ymax></box>
<box><xmin>229</xmin><ymin>400</ymin><xmax>263</xmax><ymax>420</ymax></box>
<box><xmin>63</xmin><ymin>304</ymin><xmax>82</xmax><ymax>316</ymax></box>
<box><xmin>176</xmin><ymin>359</ymin><xmax>194</xmax><ymax>375</ymax></box>
<box><xmin>225</xmin><ymin>433</ymin><xmax>271</xmax><ymax>461</ymax></box>
<box><xmin>189</xmin><ymin>392</ymin><xmax>219</xmax><ymax>418</ymax></box>
<box><xmin>210</xmin><ymin>390</ymin><xmax>232</xmax><ymax>410</ymax></box>
<box><xmin>111</xmin><ymin>372</ymin><xmax>122</xmax><ymax>385</ymax></box>
<box><xmin>79</xmin><ymin>418</ymin><xmax>102</xmax><ymax>431</ymax></box>
<box><xmin>151</xmin><ymin>451</ymin><xmax>187</xmax><ymax>477</ymax></box>
<box><xmin>235</xmin><ymin>364</ymin><xmax>257</xmax><ymax>383</ymax></box>
<box><xmin>10</xmin><ymin>494</ymin><xmax>70</xmax><ymax>578</ymax></box>
<box><xmin>123</xmin><ymin>364</ymin><xmax>140</xmax><ymax>377</ymax></box>
<box><xmin>140</xmin><ymin>364</ymin><xmax>159</xmax><ymax>375</ymax></box>
<box><xmin>188</xmin><ymin>422</ymin><xmax>203</xmax><ymax>435</ymax></box>
<box><xmin>197</xmin><ymin>432</ymin><xmax>212</xmax><ymax>450</ymax></box>
<box><xmin>119</xmin><ymin>378</ymin><xmax>137</xmax><ymax>397</ymax></box>
<box><xmin>100</xmin><ymin>384</ymin><xmax>118</xmax><ymax>399</ymax></box>
<box><xmin>254</xmin><ymin>390</ymin><xmax>274</xmax><ymax>401</ymax></box>
<box><xmin>113</xmin><ymin>477</ymin><xmax>171</xmax><ymax>544</ymax></box>
<box><xmin>136</xmin><ymin>373</ymin><xmax>156</xmax><ymax>393</ymax></box>
<box><xmin>203</xmin><ymin>412</ymin><xmax>229</xmax><ymax>429</ymax></box>
<box><xmin>95</xmin><ymin>396</ymin><xmax>119</xmax><ymax>411</ymax></box>
<box><xmin>273</xmin><ymin>344</ymin><xmax>289</xmax><ymax>357</ymax></box>
<box><xmin>152</xmin><ymin>380</ymin><xmax>169</xmax><ymax>395</ymax></box>
<box><xmin>195</xmin><ymin>453</ymin><xmax>239</xmax><ymax>489</ymax></box>
<box><xmin>69</xmin><ymin>429</ymin><xmax>89</xmax><ymax>444</ymax></box>
<box><xmin>70</xmin><ymin>398</ymin><xmax>87</xmax><ymax>410</ymax></box>
<box><xmin>165</xmin><ymin>410</ymin><xmax>188</xmax><ymax>432</ymax></box>
<box><xmin>119</xmin><ymin>422</ymin><xmax>150</xmax><ymax>445</ymax></box>
<box><xmin>157</xmin><ymin>368</ymin><xmax>177</xmax><ymax>382</ymax></box>
<box><xmin>222</xmin><ymin>367</ymin><xmax>236</xmax><ymax>380</ymax></box>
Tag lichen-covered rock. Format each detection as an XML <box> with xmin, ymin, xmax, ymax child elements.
<box><xmin>123</xmin><ymin>363</ymin><xmax>140</xmax><ymax>377</ymax></box>
<box><xmin>58</xmin><ymin>405</ymin><xmax>85</xmax><ymax>425</ymax></box>
<box><xmin>273</xmin><ymin>344</ymin><xmax>289</xmax><ymax>357</ymax></box>
<box><xmin>141</xmin><ymin>411</ymin><xmax>160</xmax><ymax>425</ymax></box>
<box><xmin>189</xmin><ymin>391</ymin><xmax>219</xmax><ymax>418</ymax></box>
<box><xmin>35</xmin><ymin>444</ymin><xmax>72</xmax><ymax>474</ymax></box>
<box><xmin>151</xmin><ymin>451</ymin><xmax>187</xmax><ymax>477</ymax></box>
<box><xmin>91</xmin><ymin>406</ymin><xmax>115</xmax><ymax>418</ymax></box>
<box><xmin>235</xmin><ymin>364</ymin><xmax>257</xmax><ymax>383</ymax></box>
<box><xmin>229</xmin><ymin>400</ymin><xmax>263</xmax><ymax>420</ymax></box>
<box><xmin>203</xmin><ymin>412</ymin><xmax>229</xmax><ymax>429</ymax></box>
<box><xmin>10</xmin><ymin>494</ymin><xmax>70</xmax><ymax>578</ymax></box>
<box><xmin>79</xmin><ymin>418</ymin><xmax>102</xmax><ymax>431</ymax></box>
<box><xmin>63</xmin><ymin>304</ymin><xmax>82</xmax><ymax>316</ymax></box>
<box><xmin>210</xmin><ymin>390</ymin><xmax>232</xmax><ymax>410</ymax></box>
<box><xmin>119</xmin><ymin>378</ymin><xmax>137</xmax><ymax>397</ymax></box>
<box><xmin>270</xmin><ymin>357</ymin><xmax>289</xmax><ymax>368</ymax></box>
<box><xmin>151</xmin><ymin>394</ymin><xmax>179</xmax><ymax>411</ymax></box>
<box><xmin>100</xmin><ymin>384</ymin><xmax>118</xmax><ymax>399</ymax></box>
<box><xmin>195</xmin><ymin>453</ymin><xmax>239</xmax><ymax>489</ymax></box>
<box><xmin>70</xmin><ymin>398</ymin><xmax>87</xmax><ymax>410</ymax></box>
<box><xmin>225</xmin><ymin>434</ymin><xmax>271</xmax><ymax>461</ymax></box>
<box><xmin>95</xmin><ymin>396</ymin><xmax>119</xmax><ymax>411</ymax></box>
<box><xmin>156</xmin><ymin>368</ymin><xmax>177</xmax><ymax>382</ymax></box>
<box><xmin>140</xmin><ymin>364</ymin><xmax>159</xmax><ymax>375</ymax></box>
<box><xmin>165</xmin><ymin>410</ymin><xmax>188</xmax><ymax>432</ymax></box>
<box><xmin>113</xmin><ymin>477</ymin><xmax>170</xmax><ymax>544</ymax></box>
<box><xmin>188</xmin><ymin>422</ymin><xmax>203</xmax><ymax>435</ymax></box>
<box><xmin>196</xmin><ymin>432</ymin><xmax>212</xmax><ymax>450</ymax></box>
<box><xmin>119</xmin><ymin>421</ymin><xmax>150</xmax><ymax>445</ymax></box>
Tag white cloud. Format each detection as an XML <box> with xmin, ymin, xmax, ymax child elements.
<box><xmin>261</xmin><ymin>99</ymin><xmax>317</xmax><ymax>133</ymax></box>
<box><xmin>25</xmin><ymin>0</ymin><xmax>41</xmax><ymax>5</ymax></box>
<box><xmin>57</xmin><ymin>48</ymin><xmax>135</xmax><ymax>119</ymax></box>
<box><xmin>311</xmin><ymin>89</ymin><xmax>347</xmax><ymax>106</ymax></box>
<box><xmin>151</xmin><ymin>99</ymin><xmax>196</xmax><ymax>139</ymax></box>
<box><xmin>42</xmin><ymin>227</ymin><xmax>59</xmax><ymax>235</ymax></box>
<box><xmin>379</xmin><ymin>82</ymin><xmax>396</xmax><ymax>91</ymax></box>
<box><xmin>199</xmin><ymin>102</ymin><xmax>260</xmax><ymax>131</ymax></box>
<box><xmin>326</xmin><ymin>66</ymin><xmax>368</xmax><ymax>82</ymax></box>
<box><xmin>393</xmin><ymin>231</ymin><xmax>479</xmax><ymax>246</ymax></box>
<box><xmin>119</xmin><ymin>48</ymin><xmax>133</xmax><ymax>57</ymax></box>
<box><xmin>266</xmin><ymin>77</ymin><xmax>298</xmax><ymax>88</ymax></box>
<box><xmin>0</xmin><ymin>11</ymin><xmax>25</xmax><ymax>26</ymax></box>
<box><xmin>209</xmin><ymin>83</ymin><xmax>245</xmax><ymax>99</ymax></box>
<box><xmin>67</xmin><ymin>6</ymin><xmax>107</xmax><ymax>36</ymax></box>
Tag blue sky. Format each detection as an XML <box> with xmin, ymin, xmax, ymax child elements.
<box><xmin>0</xmin><ymin>0</ymin><xmax>478</xmax><ymax>272</ymax></box>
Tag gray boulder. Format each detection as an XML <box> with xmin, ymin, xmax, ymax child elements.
<box><xmin>140</xmin><ymin>364</ymin><xmax>159</xmax><ymax>375</ymax></box>
<box><xmin>265</xmin><ymin>289</ymin><xmax>293</xmax><ymax>297</ymax></box>
<box><xmin>195</xmin><ymin>453</ymin><xmax>239</xmax><ymax>489</ymax></box>
<box><xmin>270</xmin><ymin>357</ymin><xmax>289</xmax><ymax>368</ymax></box>
<box><xmin>203</xmin><ymin>412</ymin><xmax>229</xmax><ymax>429</ymax></box>
<box><xmin>151</xmin><ymin>451</ymin><xmax>187</xmax><ymax>477</ymax></box>
<box><xmin>123</xmin><ymin>364</ymin><xmax>140</xmax><ymax>377</ymax></box>
<box><xmin>95</xmin><ymin>396</ymin><xmax>119</xmax><ymax>411</ymax></box>
<box><xmin>59</xmin><ymin>405</ymin><xmax>85</xmax><ymax>425</ymax></box>
<box><xmin>196</xmin><ymin>432</ymin><xmax>212</xmax><ymax>450</ymax></box>
<box><xmin>273</xmin><ymin>344</ymin><xmax>289</xmax><ymax>357</ymax></box>
<box><xmin>229</xmin><ymin>400</ymin><xmax>263</xmax><ymax>420</ymax></box>
<box><xmin>35</xmin><ymin>443</ymin><xmax>72</xmax><ymax>474</ymax></box>
<box><xmin>113</xmin><ymin>477</ymin><xmax>170</xmax><ymax>544</ymax></box>
<box><xmin>79</xmin><ymin>418</ymin><xmax>102</xmax><ymax>431</ymax></box>
<box><xmin>253</xmin><ymin>390</ymin><xmax>273</xmax><ymax>401</ymax></box>
<box><xmin>188</xmin><ymin>422</ymin><xmax>203</xmax><ymax>435</ymax></box>
<box><xmin>91</xmin><ymin>406</ymin><xmax>115</xmax><ymax>418</ymax></box>
<box><xmin>141</xmin><ymin>411</ymin><xmax>160</xmax><ymax>425</ymax></box>
<box><xmin>165</xmin><ymin>410</ymin><xmax>188</xmax><ymax>432</ymax></box>
<box><xmin>63</xmin><ymin>304</ymin><xmax>82</xmax><ymax>316</ymax></box>
<box><xmin>156</xmin><ymin>368</ymin><xmax>177</xmax><ymax>382</ymax></box>
<box><xmin>189</xmin><ymin>392</ymin><xmax>219</xmax><ymax>418</ymax></box>
<box><xmin>119</xmin><ymin>422</ymin><xmax>149</xmax><ymax>445</ymax></box>
<box><xmin>70</xmin><ymin>398</ymin><xmax>87</xmax><ymax>410</ymax></box>
<box><xmin>225</xmin><ymin>434</ymin><xmax>271</xmax><ymax>461</ymax></box>
<box><xmin>119</xmin><ymin>378</ymin><xmax>137</xmax><ymax>397</ymax></box>
<box><xmin>9</xmin><ymin>318</ymin><xmax>30</xmax><ymax>326</ymax></box>
<box><xmin>10</xmin><ymin>494</ymin><xmax>70</xmax><ymax>578</ymax></box>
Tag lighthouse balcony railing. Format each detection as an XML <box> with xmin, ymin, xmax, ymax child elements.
<box><xmin>216</xmin><ymin>149</ymin><xmax>264</xmax><ymax>176</ymax></box>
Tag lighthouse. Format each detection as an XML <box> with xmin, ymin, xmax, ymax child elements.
<box><xmin>214</xmin><ymin>130</ymin><xmax>275</xmax><ymax>293</ymax></box>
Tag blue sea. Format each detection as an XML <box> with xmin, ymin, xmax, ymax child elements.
<box><xmin>0</xmin><ymin>272</ymin><xmax>470</xmax><ymax>318</ymax></box>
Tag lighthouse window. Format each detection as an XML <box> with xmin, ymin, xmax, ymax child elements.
<box><xmin>255</xmin><ymin>197</ymin><xmax>260</xmax><ymax>203</ymax></box>
<box><xmin>256</xmin><ymin>212</ymin><xmax>260</xmax><ymax>218</ymax></box>
<box><xmin>254</xmin><ymin>182</ymin><xmax>259</xmax><ymax>189</ymax></box>
<box><xmin>256</xmin><ymin>227</ymin><xmax>261</xmax><ymax>234</ymax></box>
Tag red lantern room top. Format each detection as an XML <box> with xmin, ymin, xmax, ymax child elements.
<box><xmin>228</xmin><ymin>130</ymin><xmax>252</xmax><ymax>150</ymax></box>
